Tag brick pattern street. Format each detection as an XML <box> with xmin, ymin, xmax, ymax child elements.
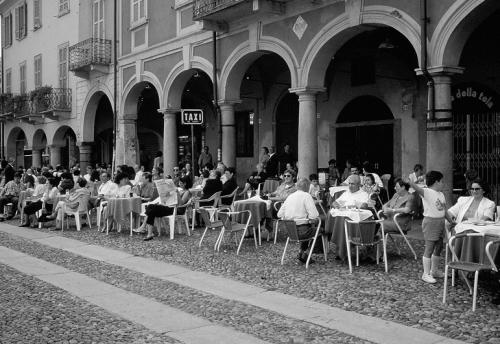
<box><xmin>0</xmin><ymin>217</ymin><xmax>499</xmax><ymax>343</ymax></box>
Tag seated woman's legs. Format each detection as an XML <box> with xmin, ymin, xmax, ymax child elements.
<box><xmin>144</xmin><ymin>204</ymin><xmax>174</xmax><ymax>241</ymax></box>
<box><xmin>21</xmin><ymin>200</ymin><xmax>43</xmax><ymax>226</ymax></box>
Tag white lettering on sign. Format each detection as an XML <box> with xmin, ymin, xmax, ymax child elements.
<box><xmin>181</xmin><ymin>109</ymin><xmax>204</xmax><ymax>125</ymax></box>
<box><xmin>451</xmin><ymin>87</ymin><xmax>494</xmax><ymax>109</ymax></box>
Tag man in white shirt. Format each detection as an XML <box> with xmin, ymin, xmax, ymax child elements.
<box><xmin>97</xmin><ymin>172</ymin><xmax>118</xmax><ymax>201</ymax></box>
<box><xmin>83</xmin><ymin>166</ymin><xmax>93</xmax><ymax>182</ymax></box>
<box><xmin>333</xmin><ymin>174</ymin><xmax>369</xmax><ymax>208</ymax></box>
<box><xmin>278</xmin><ymin>178</ymin><xmax>319</xmax><ymax>264</ymax></box>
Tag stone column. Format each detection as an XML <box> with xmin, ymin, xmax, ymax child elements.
<box><xmin>425</xmin><ymin>66</ymin><xmax>464</xmax><ymax>205</ymax></box>
<box><xmin>116</xmin><ymin>114</ymin><xmax>138</xmax><ymax>167</ymax></box>
<box><xmin>49</xmin><ymin>145</ymin><xmax>62</xmax><ymax>167</ymax></box>
<box><xmin>32</xmin><ymin>148</ymin><xmax>42</xmax><ymax>168</ymax></box>
<box><xmin>78</xmin><ymin>143</ymin><xmax>92</xmax><ymax>171</ymax></box>
<box><xmin>290</xmin><ymin>88</ymin><xmax>324</xmax><ymax>179</ymax></box>
<box><xmin>219</xmin><ymin>101</ymin><xmax>238</xmax><ymax>168</ymax></box>
<box><xmin>158</xmin><ymin>108</ymin><xmax>178</xmax><ymax>177</ymax></box>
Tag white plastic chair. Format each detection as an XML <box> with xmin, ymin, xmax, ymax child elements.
<box><xmin>61</xmin><ymin>196</ymin><xmax>92</xmax><ymax>232</ymax></box>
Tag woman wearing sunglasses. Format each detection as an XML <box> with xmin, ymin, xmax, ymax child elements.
<box><xmin>447</xmin><ymin>178</ymin><xmax>495</xmax><ymax>225</ymax></box>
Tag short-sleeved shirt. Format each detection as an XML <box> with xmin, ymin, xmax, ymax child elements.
<box><xmin>421</xmin><ymin>188</ymin><xmax>446</xmax><ymax>218</ymax></box>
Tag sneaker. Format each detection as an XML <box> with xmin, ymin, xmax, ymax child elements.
<box><xmin>422</xmin><ymin>273</ymin><xmax>437</xmax><ymax>284</ymax></box>
<box><xmin>431</xmin><ymin>270</ymin><xmax>445</xmax><ymax>278</ymax></box>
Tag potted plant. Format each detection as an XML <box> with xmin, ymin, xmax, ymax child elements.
<box><xmin>0</xmin><ymin>93</ymin><xmax>13</xmax><ymax>113</ymax></box>
<box><xmin>30</xmin><ymin>85</ymin><xmax>52</xmax><ymax>112</ymax></box>
<box><xmin>12</xmin><ymin>94</ymin><xmax>28</xmax><ymax>114</ymax></box>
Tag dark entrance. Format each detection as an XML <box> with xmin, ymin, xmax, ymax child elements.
<box><xmin>336</xmin><ymin>96</ymin><xmax>394</xmax><ymax>174</ymax></box>
<box><xmin>275</xmin><ymin>92</ymin><xmax>298</xmax><ymax>161</ymax></box>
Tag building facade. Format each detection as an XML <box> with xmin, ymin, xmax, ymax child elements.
<box><xmin>2</xmin><ymin>0</ymin><xmax>500</xmax><ymax>201</ymax></box>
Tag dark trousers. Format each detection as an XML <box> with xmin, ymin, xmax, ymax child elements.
<box><xmin>145</xmin><ymin>204</ymin><xmax>174</xmax><ymax>225</ymax></box>
<box><xmin>0</xmin><ymin>195</ymin><xmax>18</xmax><ymax>215</ymax></box>
<box><xmin>24</xmin><ymin>200</ymin><xmax>43</xmax><ymax>215</ymax></box>
<box><xmin>296</xmin><ymin>224</ymin><xmax>315</xmax><ymax>251</ymax></box>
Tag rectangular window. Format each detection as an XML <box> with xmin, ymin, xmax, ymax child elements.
<box><xmin>235</xmin><ymin>111</ymin><xmax>254</xmax><ymax>157</ymax></box>
<box><xmin>58</xmin><ymin>44</ymin><xmax>68</xmax><ymax>89</ymax></box>
<box><xmin>19</xmin><ymin>62</ymin><xmax>27</xmax><ymax>94</ymax></box>
<box><xmin>15</xmin><ymin>3</ymin><xmax>28</xmax><ymax>40</ymax></box>
<box><xmin>59</xmin><ymin>0</ymin><xmax>70</xmax><ymax>16</ymax></box>
<box><xmin>93</xmin><ymin>0</ymin><xmax>105</xmax><ymax>39</ymax></box>
<box><xmin>5</xmin><ymin>69</ymin><xmax>12</xmax><ymax>94</ymax></box>
<box><xmin>2</xmin><ymin>12</ymin><xmax>13</xmax><ymax>47</ymax></box>
<box><xmin>33</xmin><ymin>0</ymin><xmax>42</xmax><ymax>29</ymax></box>
<box><xmin>131</xmin><ymin>0</ymin><xmax>147</xmax><ymax>26</ymax></box>
<box><xmin>34</xmin><ymin>54</ymin><xmax>42</xmax><ymax>88</ymax></box>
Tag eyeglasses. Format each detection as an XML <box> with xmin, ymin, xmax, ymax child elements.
<box><xmin>470</xmin><ymin>187</ymin><xmax>482</xmax><ymax>191</ymax></box>
<box><xmin>284</xmin><ymin>175</ymin><xmax>292</xmax><ymax>178</ymax></box>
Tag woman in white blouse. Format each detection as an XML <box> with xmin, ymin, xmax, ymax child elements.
<box><xmin>447</xmin><ymin>179</ymin><xmax>495</xmax><ymax>225</ymax></box>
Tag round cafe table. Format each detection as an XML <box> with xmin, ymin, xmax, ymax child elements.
<box><xmin>453</xmin><ymin>222</ymin><xmax>500</xmax><ymax>264</ymax></box>
<box><xmin>324</xmin><ymin>208</ymin><xmax>373</xmax><ymax>260</ymax></box>
<box><xmin>106</xmin><ymin>196</ymin><xmax>142</xmax><ymax>222</ymax></box>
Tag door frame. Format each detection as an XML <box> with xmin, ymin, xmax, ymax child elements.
<box><xmin>331</xmin><ymin>118</ymin><xmax>401</xmax><ymax>177</ymax></box>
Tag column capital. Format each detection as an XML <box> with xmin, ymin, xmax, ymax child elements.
<box><xmin>217</xmin><ymin>99</ymin><xmax>241</xmax><ymax>108</ymax></box>
<box><xmin>415</xmin><ymin>65</ymin><xmax>465</xmax><ymax>77</ymax></box>
<box><xmin>289</xmin><ymin>86</ymin><xmax>326</xmax><ymax>97</ymax></box>
<box><xmin>157</xmin><ymin>108</ymin><xmax>179</xmax><ymax>115</ymax></box>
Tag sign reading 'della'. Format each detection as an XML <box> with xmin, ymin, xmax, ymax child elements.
<box><xmin>451</xmin><ymin>87</ymin><xmax>495</xmax><ymax>109</ymax></box>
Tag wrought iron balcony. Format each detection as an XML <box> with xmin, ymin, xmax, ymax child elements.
<box><xmin>69</xmin><ymin>38</ymin><xmax>112</xmax><ymax>77</ymax></box>
<box><xmin>30</xmin><ymin>88</ymin><xmax>72</xmax><ymax>120</ymax></box>
<box><xmin>193</xmin><ymin>0</ymin><xmax>286</xmax><ymax>25</ymax></box>
<box><xmin>193</xmin><ymin>0</ymin><xmax>251</xmax><ymax>21</ymax></box>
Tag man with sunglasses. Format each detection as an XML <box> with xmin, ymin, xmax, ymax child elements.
<box><xmin>269</xmin><ymin>169</ymin><xmax>297</xmax><ymax>202</ymax></box>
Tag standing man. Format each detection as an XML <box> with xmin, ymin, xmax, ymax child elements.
<box><xmin>277</xmin><ymin>178</ymin><xmax>319</xmax><ymax>264</ymax></box>
<box><xmin>266</xmin><ymin>146</ymin><xmax>279</xmax><ymax>178</ymax></box>
<box><xmin>198</xmin><ymin>146</ymin><xmax>213</xmax><ymax>170</ymax></box>
<box><xmin>279</xmin><ymin>144</ymin><xmax>295</xmax><ymax>175</ymax></box>
<box><xmin>4</xmin><ymin>157</ymin><xmax>15</xmax><ymax>184</ymax></box>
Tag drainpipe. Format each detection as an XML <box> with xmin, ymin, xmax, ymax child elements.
<box><xmin>1</xmin><ymin>13</ymin><xmax>4</xmax><ymax>160</ymax></box>
<box><xmin>212</xmin><ymin>30</ymin><xmax>221</xmax><ymax>162</ymax></box>
<box><xmin>112</xmin><ymin>0</ymin><xmax>118</xmax><ymax>172</ymax></box>
<box><xmin>420</xmin><ymin>0</ymin><xmax>434</xmax><ymax>120</ymax></box>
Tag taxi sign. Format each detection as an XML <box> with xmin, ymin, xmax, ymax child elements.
<box><xmin>181</xmin><ymin>109</ymin><xmax>204</xmax><ymax>125</ymax></box>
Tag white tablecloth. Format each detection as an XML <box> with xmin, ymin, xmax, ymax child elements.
<box><xmin>329</xmin><ymin>208</ymin><xmax>373</xmax><ymax>222</ymax></box>
<box><xmin>455</xmin><ymin>221</ymin><xmax>500</xmax><ymax>236</ymax></box>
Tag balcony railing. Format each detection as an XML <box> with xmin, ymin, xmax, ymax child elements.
<box><xmin>193</xmin><ymin>0</ymin><xmax>246</xmax><ymax>20</ymax></box>
<box><xmin>69</xmin><ymin>38</ymin><xmax>112</xmax><ymax>72</ymax></box>
<box><xmin>12</xmin><ymin>95</ymin><xmax>30</xmax><ymax>116</ymax></box>
<box><xmin>31</xmin><ymin>88</ymin><xmax>72</xmax><ymax>115</ymax></box>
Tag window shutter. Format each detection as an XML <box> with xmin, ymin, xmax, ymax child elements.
<box><xmin>2</xmin><ymin>16</ymin><xmax>5</xmax><ymax>48</ymax></box>
<box><xmin>34</xmin><ymin>0</ymin><xmax>41</xmax><ymax>28</ymax></box>
<box><xmin>15</xmin><ymin>6</ymin><xmax>19</xmax><ymax>40</ymax></box>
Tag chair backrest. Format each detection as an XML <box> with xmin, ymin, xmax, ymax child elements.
<box><xmin>449</xmin><ymin>233</ymin><xmax>499</xmax><ymax>270</ymax></box>
<box><xmin>345</xmin><ymin>220</ymin><xmax>381</xmax><ymax>246</ymax></box>
<box><xmin>76</xmin><ymin>193</ymin><xmax>91</xmax><ymax>213</ymax></box>
<box><xmin>279</xmin><ymin>220</ymin><xmax>300</xmax><ymax>241</ymax></box>
<box><xmin>221</xmin><ymin>187</ymin><xmax>239</xmax><ymax>205</ymax></box>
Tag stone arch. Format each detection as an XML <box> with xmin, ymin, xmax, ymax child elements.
<box><xmin>32</xmin><ymin>129</ymin><xmax>47</xmax><ymax>150</ymax></box>
<box><xmin>219</xmin><ymin>38</ymin><xmax>299</xmax><ymax>101</ymax></box>
<box><xmin>6</xmin><ymin>126</ymin><xmax>28</xmax><ymax>160</ymax></box>
<box><xmin>430</xmin><ymin>0</ymin><xmax>500</xmax><ymax>66</ymax></box>
<box><xmin>52</xmin><ymin>125</ymin><xmax>76</xmax><ymax>147</ymax></box>
<box><xmin>163</xmin><ymin>57</ymin><xmax>213</xmax><ymax>109</ymax></box>
<box><xmin>121</xmin><ymin>73</ymin><xmax>162</xmax><ymax>117</ymax></box>
<box><xmin>301</xmin><ymin>5</ymin><xmax>421</xmax><ymax>88</ymax></box>
<box><xmin>81</xmin><ymin>84</ymin><xmax>114</xmax><ymax>143</ymax></box>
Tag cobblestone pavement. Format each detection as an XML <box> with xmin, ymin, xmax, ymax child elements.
<box><xmin>0</xmin><ymin>263</ymin><xmax>181</xmax><ymax>344</ymax></box>
<box><xmin>3</xmin><ymin>216</ymin><xmax>500</xmax><ymax>343</ymax></box>
<box><xmin>0</xmin><ymin>232</ymin><xmax>374</xmax><ymax>344</ymax></box>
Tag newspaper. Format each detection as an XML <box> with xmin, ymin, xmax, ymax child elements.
<box><xmin>154</xmin><ymin>179</ymin><xmax>178</xmax><ymax>205</ymax></box>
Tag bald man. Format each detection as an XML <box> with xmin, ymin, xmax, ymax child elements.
<box><xmin>332</xmin><ymin>174</ymin><xmax>369</xmax><ymax>209</ymax></box>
